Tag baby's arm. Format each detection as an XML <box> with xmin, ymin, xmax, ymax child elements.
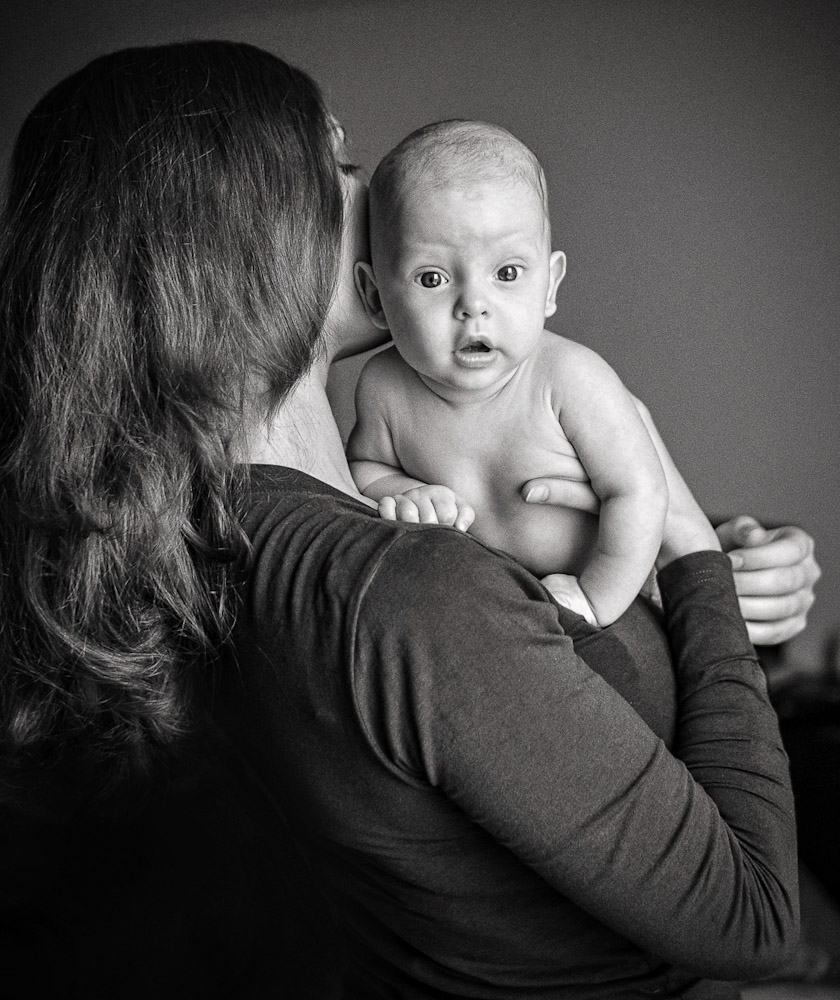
<box><xmin>347</xmin><ymin>352</ymin><xmax>427</xmax><ymax>496</ymax></box>
<box><xmin>347</xmin><ymin>354</ymin><xmax>475</xmax><ymax>530</ymax></box>
<box><xmin>554</xmin><ymin>341</ymin><xmax>668</xmax><ymax>626</ymax></box>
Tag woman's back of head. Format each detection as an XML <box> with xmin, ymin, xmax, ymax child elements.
<box><xmin>0</xmin><ymin>40</ymin><xmax>343</xmax><ymax>814</ymax></box>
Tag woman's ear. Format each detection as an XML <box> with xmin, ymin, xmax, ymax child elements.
<box><xmin>354</xmin><ymin>262</ymin><xmax>390</xmax><ymax>330</ymax></box>
<box><xmin>544</xmin><ymin>251</ymin><xmax>567</xmax><ymax>319</ymax></box>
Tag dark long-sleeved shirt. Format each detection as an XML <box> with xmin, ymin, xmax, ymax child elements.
<box><xmin>219</xmin><ymin>465</ymin><xmax>798</xmax><ymax>998</ymax></box>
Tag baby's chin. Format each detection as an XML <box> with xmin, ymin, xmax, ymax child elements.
<box><xmin>416</xmin><ymin>360</ymin><xmax>521</xmax><ymax>402</ymax></box>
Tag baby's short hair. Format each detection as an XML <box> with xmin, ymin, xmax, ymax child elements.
<box><xmin>368</xmin><ymin>119</ymin><xmax>548</xmax><ymax>236</ymax></box>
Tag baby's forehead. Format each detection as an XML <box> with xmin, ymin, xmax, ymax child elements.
<box><xmin>377</xmin><ymin>170</ymin><xmax>549</xmax><ymax>262</ymax></box>
<box><xmin>370</xmin><ymin>121</ymin><xmax>549</xmax><ymax>223</ymax></box>
<box><xmin>393</xmin><ymin>174</ymin><xmax>547</xmax><ymax>234</ymax></box>
<box><xmin>400</xmin><ymin>164</ymin><xmax>543</xmax><ymax>209</ymax></box>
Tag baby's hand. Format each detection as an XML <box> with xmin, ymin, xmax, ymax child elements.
<box><xmin>378</xmin><ymin>486</ymin><xmax>475</xmax><ymax>532</ymax></box>
<box><xmin>540</xmin><ymin>573</ymin><xmax>599</xmax><ymax>626</ymax></box>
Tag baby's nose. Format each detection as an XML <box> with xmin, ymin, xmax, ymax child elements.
<box><xmin>454</xmin><ymin>286</ymin><xmax>490</xmax><ymax>319</ymax></box>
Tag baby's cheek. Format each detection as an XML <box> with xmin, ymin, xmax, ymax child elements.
<box><xmin>390</xmin><ymin>328</ymin><xmax>429</xmax><ymax>373</ymax></box>
<box><xmin>399</xmin><ymin>319</ymin><xmax>440</xmax><ymax>359</ymax></box>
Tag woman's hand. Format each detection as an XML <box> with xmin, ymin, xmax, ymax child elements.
<box><xmin>523</xmin><ymin>399</ymin><xmax>719</xmax><ymax>566</ymax></box>
<box><xmin>716</xmin><ymin>516</ymin><xmax>820</xmax><ymax>646</ymax></box>
<box><xmin>521</xmin><ymin>455</ymin><xmax>599</xmax><ymax>514</ymax></box>
<box><xmin>521</xmin><ymin>406</ymin><xmax>820</xmax><ymax>645</ymax></box>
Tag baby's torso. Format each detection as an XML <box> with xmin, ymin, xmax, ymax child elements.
<box><xmin>385</xmin><ymin>338</ymin><xmax>598</xmax><ymax>578</ymax></box>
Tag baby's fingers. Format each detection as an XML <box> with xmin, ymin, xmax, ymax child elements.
<box><xmin>425</xmin><ymin>491</ymin><xmax>474</xmax><ymax>531</ymax></box>
<box><xmin>429</xmin><ymin>494</ymin><xmax>474</xmax><ymax>529</ymax></box>
<box><xmin>378</xmin><ymin>496</ymin><xmax>398</xmax><ymax>521</ymax></box>
<box><xmin>410</xmin><ymin>493</ymin><xmax>445</xmax><ymax>524</ymax></box>
<box><xmin>379</xmin><ymin>490</ymin><xmax>473</xmax><ymax>530</ymax></box>
<box><xmin>378</xmin><ymin>495</ymin><xmax>423</xmax><ymax>523</ymax></box>
<box><xmin>427</xmin><ymin>493</ymin><xmax>459</xmax><ymax>526</ymax></box>
<box><xmin>454</xmin><ymin>504</ymin><xmax>475</xmax><ymax>532</ymax></box>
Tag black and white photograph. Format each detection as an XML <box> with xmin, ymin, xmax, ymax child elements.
<box><xmin>1</xmin><ymin>2</ymin><xmax>839</xmax><ymax>997</ymax></box>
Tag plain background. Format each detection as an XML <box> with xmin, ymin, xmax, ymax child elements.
<box><xmin>2</xmin><ymin>0</ymin><xmax>838</xmax><ymax>666</ymax></box>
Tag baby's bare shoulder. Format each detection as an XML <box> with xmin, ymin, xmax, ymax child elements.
<box><xmin>361</xmin><ymin>344</ymin><xmax>411</xmax><ymax>380</ymax></box>
<box><xmin>357</xmin><ymin>345</ymin><xmax>416</xmax><ymax>396</ymax></box>
<box><xmin>356</xmin><ymin>346</ymin><xmax>437</xmax><ymax>430</ymax></box>
<box><xmin>539</xmin><ymin>331</ymin><xmax>627</xmax><ymax>390</ymax></box>
<box><xmin>537</xmin><ymin>330</ymin><xmax>612</xmax><ymax>373</ymax></box>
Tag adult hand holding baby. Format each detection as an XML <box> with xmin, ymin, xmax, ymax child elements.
<box><xmin>716</xmin><ymin>516</ymin><xmax>820</xmax><ymax>646</ymax></box>
<box><xmin>523</xmin><ymin>466</ymin><xmax>820</xmax><ymax>646</ymax></box>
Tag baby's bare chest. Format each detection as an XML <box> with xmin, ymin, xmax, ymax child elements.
<box><xmin>389</xmin><ymin>389</ymin><xmax>573</xmax><ymax>503</ymax></box>
<box><xmin>386</xmin><ymin>375</ymin><xmax>598</xmax><ymax>578</ymax></box>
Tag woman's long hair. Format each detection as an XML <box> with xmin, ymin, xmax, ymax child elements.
<box><xmin>0</xmin><ymin>41</ymin><xmax>343</xmax><ymax>810</ymax></box>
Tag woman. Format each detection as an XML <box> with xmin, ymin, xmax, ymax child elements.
<box><xmin>0</xmin><ymin>41</ymin><xmax>821</xmax><ymax>998</ymax></box>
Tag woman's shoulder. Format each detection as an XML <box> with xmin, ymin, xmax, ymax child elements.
<box><xmin>243</xmin><ymin>468</ymin><xmax>560</xmax><ymax>620</ymax></box>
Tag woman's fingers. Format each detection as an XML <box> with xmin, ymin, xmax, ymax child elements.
<box><xmin>737</xmin><ymin>590</ymin><xmax>816</xmax><ymax>622</ymax></box>
<box><xmin>518</xmin><ymin>440</ymin><xmax>595</xmax><ymax>513</ymax></box>
<box><xmin>716</xmin><ymin>518</ymin><xmax>821</xmax><ymax>645</ymax></box>
<box><xmin>745</xmin><ymin>615</ymin><xmax>812</xmax><ymax>648</ymax></box>
<box><xmin>522</xmin><ymin>477</ymin><xmax>600</xmax><ymax>514</ymax></box>
<box><xmin>732</xmin><ymin>561</ymin><xmax>817</xmax><ymax>598</ymax></box>
<box><xmin>721</xmin><ymin>523</ymin><xmax>820</xmax><ymax>589</ymax></box>
<box><xmin>715</xmin><ymin>515</ymin><xmax>763</xmax><ymax>553</ymax></box>
<box><xmin>718</xmin><ymin>517</ymin><xmax>815</xmax><ymax>567</ymax></box>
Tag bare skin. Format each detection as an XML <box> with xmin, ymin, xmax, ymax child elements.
<box><xmin>349</xmin><ymin>173</ymin><xmax>666</xmax><ymax>625</ymax></box>
<box><xmin>349</xmin><ymin>332</ymin><xmax>667</xmax><ymax>626</ymax></box>
<box><xmin>519</xmin><ymin>400</ymin><xmax>821</xmax><ymax>646</ymax></box>
<box><xmin>246</xmin><ymin>129</ymin><xmax>820</xmax><ymax>648</ymax></box>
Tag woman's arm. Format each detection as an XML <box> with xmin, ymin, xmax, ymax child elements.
<box><xmin>355</xmin><ymin>535</ymin><xmax>798</xmax><ymax>980</ymax></box>
<box><xmin>520</xmin><ymin>408</ymin><xmax>820</xmax><ymax>645</ymax></box>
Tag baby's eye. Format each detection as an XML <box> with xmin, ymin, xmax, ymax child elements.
<box><xmin>416</xmin><ymin>271</ymin><xmax>447</xmax><ymax>288</ymax></box>
<box><xmin>496</xmin><ymin>265</ymin><xmax>520</xmax><ymax>282</ymax></box>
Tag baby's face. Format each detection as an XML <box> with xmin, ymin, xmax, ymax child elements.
<box><xmin>369</xmin><ymin>177</ymin><xmax>563</xmax><ymax>397</ymax></box>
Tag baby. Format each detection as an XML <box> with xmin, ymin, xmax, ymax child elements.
<box><xmin>347</xmin><ymin>120</ymin><xmax>667</xmax><ymax>626</ymax></box>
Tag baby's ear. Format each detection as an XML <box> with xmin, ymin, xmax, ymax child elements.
<box><xmin>354</xmin><ymin>262</ymin><xmax>390</xmax><ymax>330</ymax></box>
<box><xmin>544</xmin><ymin>251</ymin><xmax>567</xmax><ymax>319</ymax></box>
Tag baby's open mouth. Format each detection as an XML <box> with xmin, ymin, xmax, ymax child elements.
<box><xmin>453</xmin><ymin>340</ymin><xmax>497</xmax><ymax>368</ymax></box>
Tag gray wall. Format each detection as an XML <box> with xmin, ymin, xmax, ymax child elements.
<box><xmin>2</xmin><ymin>0</ymin><xmax>838</xmax><ymax>664</ymax></box>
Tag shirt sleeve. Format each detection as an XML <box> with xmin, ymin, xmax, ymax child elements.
<box><xmin>351</xmin><ymin>532</ymin><xmax>798</xmax><ymax>981</ymax></box>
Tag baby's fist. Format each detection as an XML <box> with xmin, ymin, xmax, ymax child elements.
<box><xmin>540</xmin><ymin>573</ymin><xmax>598</xmax><ymax>626</ymax></box>
<box><xmin>378</xmin><ymin>485</ymin><xmax>475</xmax><ymax>532</ymax></box>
